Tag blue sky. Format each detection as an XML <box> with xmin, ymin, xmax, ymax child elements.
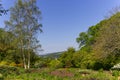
<box><xmin>0</xmin><ymin>0</ymin><xmax>120</xmax><ymax>54</ymax></box>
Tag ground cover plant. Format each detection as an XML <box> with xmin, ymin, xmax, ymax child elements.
<box><xmin>0</xmin><ymin>67</ymin><xmax>118</xmax><ymax>80</ymax></box>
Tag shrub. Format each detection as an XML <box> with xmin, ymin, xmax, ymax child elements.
<box><xmin>112</xmin><ymin>70</ymin><xmax>120</xmax><ymax>77</ymax></box>
<box><xmin>9</xmin><ymin>62</ymin><xmax>17</xmax><ymax>67</ymax></box>
<box><xmin>0</xmin><ymin>66</ymin><xmax>19</xmax><ymax>76</ymax></box>
<box><xmin>98</xmin><ymin>68</ymin><xmax>103</xmax><ymax>73</ymax></box>
<box><xmin>49</xmin><ymin>60</ymin><xmax>63</xmax><ymax>69</ymax></box>
<box><xmin>0</xmin><ymin>61</ymin><xmax>8</xmax><ymax>66</ymax></box>
<box><xmin>16</xmin><ymin>63</ymin><xmax>23</xmax><ymax>67</ymax></box>
<box><xmin>111</xmin><ymin>63</ymin><xmax>120</xmax><ymax>70</ymax></box>
<box><xmin>34</xmin><ymin>61</ymin><xmax>48</xmax><ymax>68</ymax></box>
<box><xmin>0</xmin><ymin>73</ymin><xmax>3</xmax><ymax>80</ymax></box>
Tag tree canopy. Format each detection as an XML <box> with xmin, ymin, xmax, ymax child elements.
<box><xmin>58</xmin><ymin>12</ymin><xmax>120</xmax><ymax>70</ymax></box>
<box><xmin>75</xmin><ymin>12</ymin><xmax>120</xmax><ymax>70</ymax></box>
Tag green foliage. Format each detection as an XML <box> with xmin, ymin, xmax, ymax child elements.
<box><xmin>74</xmin><ymin>12</ymin><xmax>120</xmax><ymax>70</ymax></box>
<box><xmin>4</xmin><ymin>68</ymin><xmax>117</xmax><ymax>80</ymax></box>
<box><xmin>112</xmin><ymin>70</ymin><xmax>120</xmax><ymax>77</ymax></box>
<box><xmin>0</xmin><ymin>73</ymin><xmax>3</xmax><ymax>80</ymax></box>
<box><xmin>34</xmin><ymin>57</ymin><xmax>51</xmax><ymax>68</ymax></box>
<box><xmin>0</xmin><ymin>0</ymin><xmax>120</xmax><ymax>73</ymax></box>
<box><xmin>49</xmin><ymin>60</ymin><xmax>63</xmax><ymax>69</ymax></box>
<box><xmin>76</xmin><ymin>32</ymin><xmax>88</xmax><ymax>47</ymax></box>
<box><xmin>0</xmin><ymin>61</ymin><xmax>9</xmax><ymax>66</ymax></box>
<box><xmin>72</xmin><ymin>50</ymin><xmax>87</xmax><ymax>68</ymax></box>
<box><xmin>0</xmin><ymin>28</ymin><xmax>15</xmax><ymax>61</ymax></box>
<box><xmin>0</xmin><ymin>66</ymin><xmax>19</xmax><ymax>77</ymax></box>
<box><xmin>59</xmin><ymin>47</ymin><xmax>75</xmax><ymax>68</ymax></box>
<box><xmin>34</xmin><ymin>61</ymin><xmax>47</xmax><ymax>68</ymax></box>
<box><xmin>4</xmin><ymin>0</ymin><xmax>42</xmax><ymax>69</ymax></box>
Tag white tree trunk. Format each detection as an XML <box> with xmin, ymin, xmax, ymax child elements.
<box><xmin>21</xmin><ymin>40</ymin><xmax>27</xmax><ymax>69</ymax></box>
<box><xmin>27</xmin><ymin>39</ymin><xmax>30</xmax><ymax>69</ymax></box>
<box><xmin>23</xmin><ymin>52</ymin><xmax>27</xmax><ymax>69</ymax></box>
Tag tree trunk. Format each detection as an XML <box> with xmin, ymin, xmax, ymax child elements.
<box><xmin>27</xmin><ymin>52</ymin><xmax>30</xmax><ymax>69</ymax></box>
<box><xmin>27</xmin><ymin>39</ymin><xmax>30</xmax><ymax>69</ymax></box>
<box><xmin>23</xmin><ymin>51</ymin><xmax>27</xmax><ymax>69</ymax></box>
<box><xmin>21</xmin><ymin>40</ymin><xmax>27</xmax><ymax>69</ymax></box>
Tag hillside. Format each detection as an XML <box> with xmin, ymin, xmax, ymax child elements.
<box><xmin>40</xmin><ymin>51</ymin><xmax>64</xmax><ymax>59</ymax></box>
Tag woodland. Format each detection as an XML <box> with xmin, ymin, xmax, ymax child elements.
<box><xmin>0</xmin><ymin>0</ymin><xmax>120</xmax><ymax>80</ymax></box>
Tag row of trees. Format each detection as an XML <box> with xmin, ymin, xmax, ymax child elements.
<box><xmin>27</xmin><ymin>11</ymin><xmax>120</xmax><ymax>70</ymax></box>
<box><xmin>0</xmin><ymin>0</ymin><xmax>42</xmax><ymax>69</ymax></box>
<box><xmin>47</xmin><ymin>12</ymin><xmax>120</xmax><ymax>70</ymax></box>
<box><xmin>76</xmin><ymin>12</ymin><xmax>120</xmax><ymax>70</ymax></box>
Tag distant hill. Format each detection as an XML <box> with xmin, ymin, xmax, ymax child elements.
<box><xmin>40</xmin><ymin>51</ymin><xmax>64</xmax><ymax>59</ymax></box>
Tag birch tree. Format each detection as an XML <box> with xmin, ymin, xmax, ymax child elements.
<box><xmin>5</xmin><ymin>0</ymin><xmax>42</xmax><ymax>69</ymax></box>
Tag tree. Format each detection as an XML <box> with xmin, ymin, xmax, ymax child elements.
<box><xmin>59</xmin><ymin>47</ymin><xmax>75</xmax><ymax>68</ymax></box>
<box><xmin>5</xmin><ymin>0</ymin><xmax>42</xmax><ymax>69</ymax></box>
<box><xmin>0</xmin><ymin>0</ymin><xmax>8</xmax><ymax>16</ymax></box>
<box><xmin>23</xmin><ymin>0</ymin><xmax>42</xmax><ymax>69</ymax></box>
<box><xmin>92</xmin><ymin>12</ymin><xmax>120</xmax><ymax>69</ymax></box>
<box><xmin>76</xmin><ymin>32</ymin><xmax>88</xmax><ymax>48</ymax></box>
<box><xmin>0</xmin><ymin>28</ymin><xmax>16</xmax><ymax>62</ymax></box>
<box><xmin>76</xmin><ymin>12</ymin><xmax>120</xmax><ymax>70</ymax></box>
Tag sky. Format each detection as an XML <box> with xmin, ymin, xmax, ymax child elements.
<box><xmin>0</xmin><ymin>0</ymin><xmax>120</xmax><ymax>54</ymax></box>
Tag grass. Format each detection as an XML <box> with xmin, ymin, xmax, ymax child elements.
<box><xmin>1</xmin><ymin>67</ymin><xmax>118</xmax><ymax>80</ymax></box>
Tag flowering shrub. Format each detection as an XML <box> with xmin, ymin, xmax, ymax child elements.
<box><xmin>111</xmin><ymin>63</ymin><xmax>120</xmax><ymax>70</ymax></box>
